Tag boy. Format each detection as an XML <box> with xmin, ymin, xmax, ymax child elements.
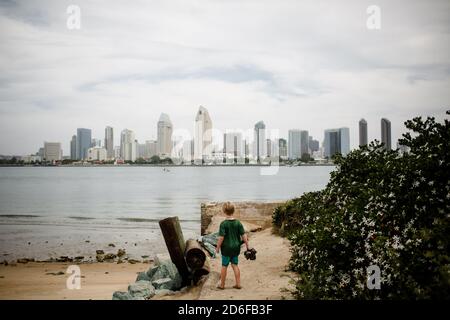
<box><xmin>215</xmin><ymin>202</ymin><xmax>249</xmax><ymax>290</ymax></box>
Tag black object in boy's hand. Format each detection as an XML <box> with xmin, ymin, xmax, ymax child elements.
<box><xmin>244</xmin><ymin>248</ymin><xmax>257</xmax><ymax>260</ymax></box>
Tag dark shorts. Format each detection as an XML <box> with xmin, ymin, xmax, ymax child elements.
<box><xmin>221</xmin><ymin>255</ymin><xmax>239</xmax><ymax>266</ymax></box>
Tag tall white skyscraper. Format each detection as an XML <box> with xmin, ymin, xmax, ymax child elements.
<box><xmin>288</xmin><ymin>129</ymin><xmax>308</xmax><ymax>159</ymax></box>
<box><xmin>157</xmin><ymin>113</ymin><xmax>173</xmax><ymax>158</ymax></box>
<box><xmin>194</xmin><ymin>106</ymin><xmax>213</xmax><ymax>162</ymax></box>
<box><xmin>120</xmin><ymin>129</ymin><xmax>136</xmax><ymax>162</ymax></box>
<box><xmin>105</xmin><ymin>126</ymin><xmax>114</xmax><ymax>159</ymax></box>
<box><xmin>70</xmin><ymin>135</ymin><xmax>77</xmax><ymax>160</ymax></box>
<box><xmin>323</xmin><ymin>127</ymin><xmax>350</xmax><ymax>158</ymax></box>
<box><xmin>253</xmin><ymin>121</ymin><xmax>266</xmax><ymax>162</ymax></box>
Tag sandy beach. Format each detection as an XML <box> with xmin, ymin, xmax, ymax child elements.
<box><xmin>0</xmin><ymin>228</ymin><xmax>294</xmax><ymax>300</ymax></box>
<box><xmin>0</xmin><ymin>262</ymin><xmax>148</xmax><ymax>300</ymax></box>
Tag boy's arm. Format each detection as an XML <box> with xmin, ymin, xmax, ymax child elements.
<box><xmin>216</xmin><ymin>236</ymin><xmax>224</xmax><ymax>253</ymax></box>
<box><xmin>242</xmin><ymin>233</ymin><xmax>249</xmax><ymax>250</ymax></box>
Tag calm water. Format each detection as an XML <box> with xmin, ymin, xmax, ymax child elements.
<box><xmin>0</xmin><ymin>166</ymin><xmax>333</xmax><ymax>261</ymax></box>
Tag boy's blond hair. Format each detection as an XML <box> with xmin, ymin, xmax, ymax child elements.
<box><xmin>222</xmin><ymin>202</ymin><xmax>235</xmax><ymax>216</ymax></box>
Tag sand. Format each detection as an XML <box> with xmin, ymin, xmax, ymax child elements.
<box><xmin>0</xmin><ymin>262</ymin><xmax>148</xmax><ymax>300</ymax></box>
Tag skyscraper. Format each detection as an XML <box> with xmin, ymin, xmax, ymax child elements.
<box><xmin>105</xmin><ymin>126</ymin><xmax>114</xmax><ymax>159</ymax></box>
<box><xmin>223</xmin><ymin>132</ymin><xmax>243</xmax><ymax>160</ymax></box>
<box><xmin>308</xmin><ymin>136</ymin><xmax>319</xmax><ymax>153</ymax></box>
<box><xmin>323</xmin><ymin>127</ymin><xmax>350</xmax><ymax>158</ymax></box>
<box><xmin>157</xmin><ymin>113</ymin><xmax>173</xmax><ymax>158</ymax></box>
<box><xmin>288</xmin><ymin>129</ymin><xmax>308</xmax><ymax>159</ymax></box>
<box><xmin>278</xmin><ymin>138</ymin><xmax>287</xmax><ymax>159</ymax></box>
<box><xmin>70</xmin><ymin>135</ymin><xmax>77</xmax><ymax>160</ymax></box>
<box><xmin>194</xmin><ymin>106</ymin><xmax>213</xmax><ymax>162</ymax></box>
<box><xmin>359</xmin><ymin>118</ymin><xmax>368</xmax><ymax>147</ymax></box>
<box><xmin>76</xmin><ymin>128</ymin><xmax>92</xmax><ymax>160</ymax></box>
<box><xmin>253</xmin><ymin>121</ymin><xmax>266</xmax><ymax>162</ymax></box>
<box><xmin>381</xmin><ymin>118</ymin><xmax>391</xmax><ymax>151</ymax></box>
<box><xmin>120</xmin><ymin>129</ymin><xmax>136</xmax><ymax>162</ymax></box>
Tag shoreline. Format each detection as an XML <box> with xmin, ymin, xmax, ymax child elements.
<box><xmin>0</xmin><ymin>163</ymin><xmax>335</xmax><ymax>168</ymax></box>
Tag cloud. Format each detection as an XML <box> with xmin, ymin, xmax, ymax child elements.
<box><xmin>0</xmin><ymin>0</ymin><xmax>449</xmax><ymax>155</ymax></box>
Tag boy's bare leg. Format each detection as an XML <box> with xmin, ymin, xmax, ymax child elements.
<box><xmin>219</xmin><ymin>266</ymin><xmax>227</xmax><ymax>289</ymax></box>
<box><xmin>231</xmin><ymin>264</ymin><xmax>241</xmax><ymax>288</ymax></box>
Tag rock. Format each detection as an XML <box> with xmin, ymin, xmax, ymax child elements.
<box><xmin>128</xmin><ymin>259</ymin><xmax>140</xmax><ymax>264</ymax></box>
<box><xmin>56</xmin><ymin>256</ymin><xmax>73</xmax><ymax>263</ymax></box>
<box><xmin>117</xmin><ymin>259</ymin><xmax>123</xmax><ymax>264</ymax></box>
<box><xmin>147</xmin><ymin>260</ymin><xmax>182</xmax><ymax>290</ymax></box>
<box><xmin>46</xmin><ymin>271</ymin><xmax>65</xmax><ymax>276</ymax></box>
<box><xmin>117</xmin><ymin>249</ymin><xmax>126</xmax><ymax>257</ymax></box>
<box><xmin>74</xmin><ymin>256</ymin><xmax>84</xmax><ymax>260</ymax></box>
<box><xmin>154</xmin><ymin>289</ymin><xmax>175</xmax><ymax>297</ymax></box>
<box><xmin>96</xmin><ymin>250</ymin><xmax>104</xmax><ymax>255</ymax></box>
<box><xmin>104</xmin><ymin>253</ymin><xmax>117</xmax><ymax>261</ymax></box>
<box><xmin>128</xmin><ymin>280</ymin><xmax>155</xmax><ymax>299</ymax></box>
<box><xmin>108</xmin><ymin>243</ymin><xmax>115</xmax><ymax>247</ymax></box>
<box><xmin>152</xmin><ymin>278</ymin><xmax>176</xmax><ymax>291</ymax></box>
<box><xmin>112</xmin><ymin>291</ymin><xmax>133</xmax><ymax>300</ymax></box>
<box><xmin>96</xmin><ymin>254</ymin><xmax>104</xmax><ymax>262</ymax></box>
<box><xmin>136</xmin><ymin>272</ymin><xmax>152</xmax><ymax>282</ymax></box>
<box><xmin>17</xmin><ymin>258</ymin><xmax>34</xmax><ymax>264</ymax></box>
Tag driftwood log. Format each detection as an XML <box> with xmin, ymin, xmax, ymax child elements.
<box><xmin>158</xmin><ymin>217</ymin><xmax>190</xmax><ymax>283</ymax></box>
<box><xmin>185</xmin><ymin>239</ymin><xmax>207</xmax><ymax>270</ymax></box>
<box><xmin>193</xmin><ymin>259</ymin><xmax>210</xmax><ymax>284</ymax></box>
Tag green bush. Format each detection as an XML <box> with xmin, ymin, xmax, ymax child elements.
<box><xmin>273</xmin><ymin>112</ymin><xmax>450</xmax><ymax>299</ymax></box>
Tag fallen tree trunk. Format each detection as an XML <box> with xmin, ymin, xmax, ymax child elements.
<box><xmin>185</xmin><ymin>239</ymin><xmax>207</xmax><ymax>270</ymax></box>
<box><xmin>159</xmin><ymin>217</ymin><xmax>190</xmax><ymax>283</ymax></box>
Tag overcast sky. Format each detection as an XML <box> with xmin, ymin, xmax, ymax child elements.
<box><xmin>0</xmin><ymin>0</ymin><xmax>449</xmax><ymax>155</ymax></box>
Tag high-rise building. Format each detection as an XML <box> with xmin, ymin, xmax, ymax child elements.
<box><xmin>114</xmin><ymin>146</ymin><xmax>121</xmax><ymax>159</ymax></box>
<box><xmin>381</xmin><ymin>118</ymin><xmax>391</xmax><ymax>151</ymax></box>
<box><xmin>278</xmin><ymin>138</ymin><xmax>287</xmax><ymax>159</ymax></box>
<box><xmin>43</xmin><ymin>142</ymin><xmax>62</xmax><ymax>162</ymax></box>
<box><xmin>359</xmin><ymin>119</ymin><xmax>368</xmax><ymax>147</ymax></box>
<box><xmin>120</xmin><ymin>129</ymin><xmax>137</xmax><ymax>162</ymax></box>
<box><xmin>91</xmin><ymin>138</ymin><xmax>102</xmax><ymax>148</ymax></box>
<box><xmin>144</xmin><ymin>140</ymin><xmax>158</xmax><ymax>159</ymax></box>
<box><xmin>224</xmin><ymin>132</ymin><xmax>243</xmax><ymax>160</ymax></box>
<box><xmin>76</xmin><ymin>128</ymin><xmax>92</xmax><ymax>160</ymax></box>
<box><xmin>253</xmin><ymin>121</ymin><xmax>266</xmax><ymax>162</ymax></box>
<box><xmin>157</xmin><ymin>113</ymin><xmax>173</xmax><ymax>158</ymax></box>
<box><xmin>308</xmin><ymin>136</ymin><xmax>319</xmax><ymax>153</ymax></box>
<box><xmin>70</xmin><ymin>135</ymin><xmax>77</xmax><ymax>160</ymax></box>
<box><xmin>288</xmin><ymin>130</ymin><xmax>309</xmax><ymax>159</ymax></box>
<box><xmin>104</xmin><ymin>126</ymin><xmax>114</xmax><ymax>159</ymax></box>
<box><xmin>194</xmin><ymin>106</ymin><xmax>213</xmax><ymax>162</ymax></box>
<box><xmin>323</xmin><ymin>127</ymin><xmax>350</xmax><ymax>158</ymax></box>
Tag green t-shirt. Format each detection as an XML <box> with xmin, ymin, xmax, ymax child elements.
<box><xmin>219</xmin><ymin>219</ymin><xmax>245</xmax><ymax>257</ymax></box>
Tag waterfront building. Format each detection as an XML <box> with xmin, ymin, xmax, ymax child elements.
<box><xmin>288</xmin><ymin>129</ymin><xmax>309</xmax><ymax>160</ymax></box>
<box><xmin>120</xmin><ymin>129</ymin><xmax>136</xmax><ymax>162</ymax></box>
<box><xmin>87</xmin><ymin>147</ymin><xmax>107</xmax><ymax>161</ymax></box>
<box><xmin>278</xmin><ymin>138</ymin><xmax>287</xmax><ymax>159</ymax></box>
<box><xmin>43</xmin><ymin>142</ymin><xmax>62</xmax><ymax>162</ymax></box>
<box><xmin>308</xmin><ymin>136</ymin><xmax>319</xmax><ymax>153</ymax></box>
<box><xmin>323</xmin><ymin>127</ymin><xmax>350</xmax><ymax>158</ymax></box>
<box><xmin>194</xmin><ymin>106</ymin><xmax>213</xmax><ymax>163</ymax></box>
<box><xmin>359</xmin><ymin>118</ymin><xmax>368</xmax><ymax>147</ymax></box>
<box><xmin>104</xmin><ymin>126</ymin><xmax>114</xmax><ymax>159</ymax></box>
<box><xmin>224</xmin><ymin>132</ymin><xmax>244</xmax><ymax>161</ymax></box>
<box><xmin>381</xmin><ymin>118</ymin><xmax>392</xmax><ymax>151</ymax></box>
<box><xmin>70</xmin><ymin>135</ymin><xmax>77</xmax><ymax>160</ymax></box>
<box><xmin>253</xmin><ymin>121</ymin><xmax>266</xmax><ymax>162</ymax></box>
<box><xmin>157</xmin><ymin>113</ymin><xmax>173</xmax><ymax>158</ymax></box>
<box><xmin>76</xmin><ymin>128</ymin><xmax>92</xmax><ymax>160</ymax></box>
<box><xmin>114</xmin><ymin>146</ymin><xmax>121</xmax><ymax>159</ymax></box>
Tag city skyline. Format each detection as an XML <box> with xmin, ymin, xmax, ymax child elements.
<box><xmin>0</xmin><ymin>1</ymin><xmax>448</xmax><ymax>156</ymax></box>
